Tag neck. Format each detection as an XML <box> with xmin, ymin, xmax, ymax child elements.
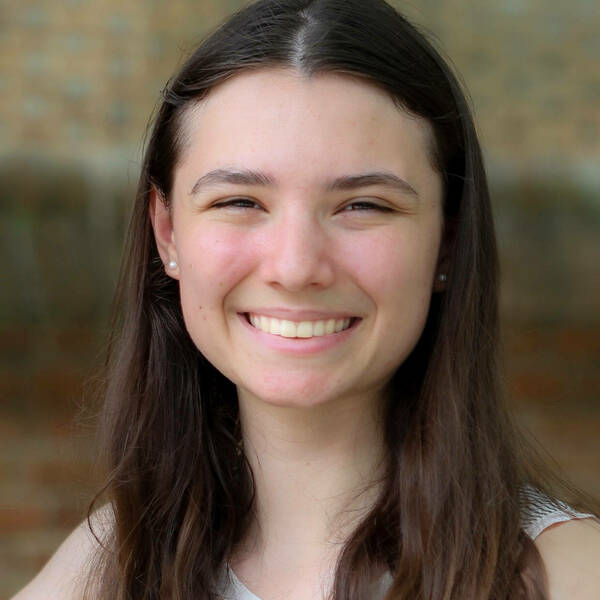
<box><xmin>233</xmin><ymin>389</ymin><xmax>387</xmax><ymax>574</ymax></box>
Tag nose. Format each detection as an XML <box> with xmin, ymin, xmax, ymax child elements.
<box><xmin>259</xmin><ymin>212</ymin><xmax>336</xmax><ymax>292</ymax></box>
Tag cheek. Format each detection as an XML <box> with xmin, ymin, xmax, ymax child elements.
<box><xmin>340</xmin><ymin>228</ymin><xmax>439</xmax><ymax>300</ymax></box>
<box><xmin>177</xmin><ymin>226</ymin><xmax>256</xmax><ymax>310</ymax></box>
<box><xmin>341</xmin><ymin>227</ymin><xmax>440</xmax><ymax>374</ymax></box>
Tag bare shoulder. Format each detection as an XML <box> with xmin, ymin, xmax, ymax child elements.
<box><xmin>535</xmin><ymin>517</ymin><xmax>600</xmax><ymax>600</ymax></box>
<box><xmin>11</xmin><ymin>504</ymin><xmax>113</xmax><ymax>600</ymax></box>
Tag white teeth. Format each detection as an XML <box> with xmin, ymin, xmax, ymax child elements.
<box><xmin>296</xmin><ymin>321</ymin><xmax>313</xmax><ymax>338</ymax></box>
<box><xmin>269</xmin><ymin>317</ymin><xmax>281</xmax><ymax>335</ymax></box>
<box><xmin>260</xmin><ymin>315</ymin><xmax>269</xmax><ymax>332</ymax></box>
<box><xmin>247</xmin><ymin>314</ymin><xmax>354</xmax><ymax>338</ymax></box>
<box><xmin>280</xmin><ymin>320</ymin><xmax>297</xmax><ymax>337</ymax></box>
<box><xmin>325</xmin><ymin>319</ymin><xmax>336</xmax><ymax>334</ymax></box>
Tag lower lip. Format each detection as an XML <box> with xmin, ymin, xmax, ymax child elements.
<box><xmin>237</xmin><ymin>313</ymin><xmax>360</xmax><ymax>355</ymax></box>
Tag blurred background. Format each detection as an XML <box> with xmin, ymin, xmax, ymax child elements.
<box><xmin>1</xmin><ymin>0</ymin><xmax>599</xmax><ymax>595</ymax></box>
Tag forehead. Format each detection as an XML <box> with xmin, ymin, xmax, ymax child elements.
<box><xmin>174</xmin><ymin>68</ymin><xmax>439</xmax><ymax>192</ymax></box>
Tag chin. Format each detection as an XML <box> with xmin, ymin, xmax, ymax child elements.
<box><xmin>237</xmin><ymin>380</ymin><xmax>347</xmax><ymax>409</ymax></box>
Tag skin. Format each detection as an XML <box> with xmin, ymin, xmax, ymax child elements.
<box><xmin>11</xmin><ymin>69</ymin><xmax>600</xmax><ymax>599</ymax></box>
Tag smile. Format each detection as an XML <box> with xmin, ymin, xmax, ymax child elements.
<box><xmin>246</xmin><ymin>313</ymin><xmax>356</xmax><ymax>338</ymax></box>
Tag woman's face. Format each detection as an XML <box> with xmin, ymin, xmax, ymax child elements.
<box><xmin>152</xmin><ymin>69</ymin><xmax>444</xmax><ymax>408</ymax></box>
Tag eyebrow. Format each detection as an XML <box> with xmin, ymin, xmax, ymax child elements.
<box><xmin>326</xmin><ymin>172</ymin><xmax>418</xmax><ymax>197</ymax></box>
<box><xmin>189</xmin><ymin>167</ymin><xmax>418</xmax><ymax>198</ymax></box>
<box><xmin>190</xmin><ymin>168</ymin><xmax>274</xmax><ymax>195</ymax></box>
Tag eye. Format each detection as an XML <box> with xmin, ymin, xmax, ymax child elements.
<box><xmin>341</xmin><ymin>200</ymin><xmax>393</xmax><ymax>213</ymax></box>
<box><xmin>212</xmin><ymin>197</ymin><xmax>263</xmax><ymax>210</ymax></box>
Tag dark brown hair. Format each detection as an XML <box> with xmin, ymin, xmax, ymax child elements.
<box><xmin>87</xmin><ymin>1</ymin><xmax>597</xmax><ymax>598</ymax></box>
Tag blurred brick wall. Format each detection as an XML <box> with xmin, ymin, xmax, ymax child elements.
<box><xmin>1</xmin><ymin>1</ymin><xmax>599</xmax><ymax>597</ymax></box>
<box><xmin>3</xmin><ymin>1</ymin><xmax>599</xmax><ymax>166</ymax></box>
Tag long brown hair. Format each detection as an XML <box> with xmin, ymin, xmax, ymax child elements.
<box><xmin>87</xmin><ymin>1</ymin><xmax>597</xmax><ymax>598</ymax></box>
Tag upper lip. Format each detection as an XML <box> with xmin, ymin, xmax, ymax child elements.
<box><xmin>240</xmin><ymin>308</ymin><xmax>360</xmax><ymax>321</ymax></box>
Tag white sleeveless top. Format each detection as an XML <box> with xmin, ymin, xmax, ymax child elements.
<box><xmin>217</xmin><ymin>488</ymin><xmax>597</xmax><ymax>600</ymax></box>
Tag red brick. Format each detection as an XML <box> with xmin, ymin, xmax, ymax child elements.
<box><xmin>0</xmin><ymin>507</ymin><xmax>46</xmax><ymax>533</ymax></box>
<box><xmin>510</xmin><ymin>372</ymin><xmax>564</xmax><ymax>402</ymax></box>
<box><xmin>557</xmin><ymin>327</ymin><xmax>600</xmax><ymax>356</ymax></box>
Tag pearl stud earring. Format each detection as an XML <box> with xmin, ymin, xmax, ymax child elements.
<box><xmin>168</xmin><ymin>260</ymin><xmax>177</xmax><ymax>270</ymax></box>
<box><xmin>438</xmin><ymin>273</ymin><xmax>447</xmax><ymax>282</ymax></box>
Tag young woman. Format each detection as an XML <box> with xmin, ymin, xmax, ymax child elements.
<box><xmin>14</xmin><ymin>0</ymin><xmax>600</xmax><ymax>599</ymax></box>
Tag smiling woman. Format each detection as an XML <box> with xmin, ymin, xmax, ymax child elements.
<box><xmin>12</xmin><ymin>1</ymin><xmax>600</xmax><ymax>600</ymax></box>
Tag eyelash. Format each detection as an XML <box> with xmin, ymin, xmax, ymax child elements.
<box><xmin>341</xmin><ymin>201</ymin><xmax>392</xmax><ymax>213</ymax></box>
<box><xmin>212</xmin><ymin>198</ymin><xmax>393</xmax><ymax>213</ymax></box>
<box><xmin>212</xmin><ymin>198</ymin><xmax>262</xmax><ymax>210</ymax></box>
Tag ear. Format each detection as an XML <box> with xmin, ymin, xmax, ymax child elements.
<box><xmin>149</xmin><ymin>185</ymin><xmax>179</xmax><ymax>279</ymax></box>
<box><xmin>432</xmin><ymin>215</ymin><xmax>456</xmax><ymax>293</ymax></box>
